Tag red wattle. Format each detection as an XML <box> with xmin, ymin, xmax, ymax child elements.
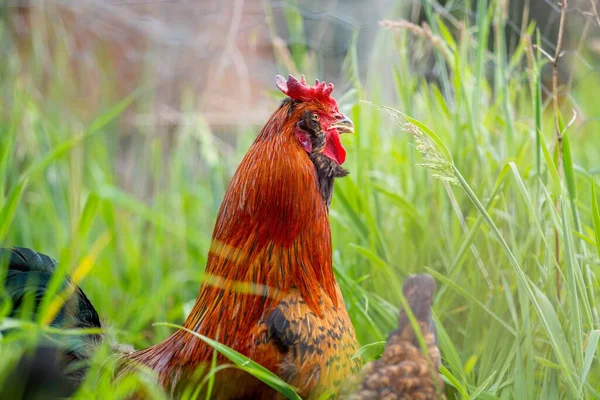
<box><xmin>323</xmin><ymin>130</ymin><xmax>346</xmax><ymax>165</ymax></box>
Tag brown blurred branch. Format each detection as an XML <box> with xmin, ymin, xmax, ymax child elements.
<box><xmin>552</xmin><ymin>0</ymin><xmax>568</xmax><ymax>300</ymax></box>
<box><xmin>534</xmin><ymin>0</ymin><xmax>569</xmax><ymax>300</ymax></box>
<box><xmin>589</xmin><ymin>0</ymin><xmax>600</xmax><ymax>27</ymax></box>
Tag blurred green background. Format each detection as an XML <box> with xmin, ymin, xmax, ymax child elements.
<box><xmin>1</xmin><ymin>0</ymin><xmax>600</xmax><ymax>398</ymax></box>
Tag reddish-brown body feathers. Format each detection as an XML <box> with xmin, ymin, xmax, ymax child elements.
<box><xmin>129</xmin><ymin>100</ymin><xmax>360</xmax><ymax>398</ymax></box>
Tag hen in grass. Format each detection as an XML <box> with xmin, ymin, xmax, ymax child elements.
<box><xmin>348</xmin><ymin>274</ymin><xmax>444</xmax><ymax>400</ymax></box>
<box><xmin>2</xmin><ymin>75</ymin><xmax>359</xmax><ymax>399</ymax></box>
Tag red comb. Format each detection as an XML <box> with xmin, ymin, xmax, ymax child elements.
<box><xmin>275</xmin><ymin>74</ymin><xmax>338</xmax><ymax>111</ymax></box>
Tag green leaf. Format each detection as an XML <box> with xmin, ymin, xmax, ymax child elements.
<box><xmin>580</xmin><ymin>330</ymin><xmax>600</xmax><ymax>392</ymax></box>
<box><xmin>351</xmin><ymin>341</ymin><xmax>386</xmax><ymax>360</ymax></box>
<box><xmin>435</xmin><ymin>16</ymin><xmax>457</xmax><ymax>51</ymax></box>
<box><xmin>439</xmin><ymin>365</ymin><xmax>468</xmax><ymax>397</ymax></box>
<box><xmin>531</xmin><ymin>283</ymin><xmax>578</xmax><ymax>388</ymax></box>
<box><xmin>534</xmin><ymin>58</ymin><xmax>542</xmax><ymax>177</ymax></box>
<box><xmin>435</xmin><ymin>314</ymin><xmax>467</xmax><ymax>388</ymax></box>
<box><xmin>0</xmin><ymin>179</ymin><xmax>28</xmax><ymax>242</ymax></box>
<box><xmin>155</xmin><ymin>323</ymin><xmax>302</xmax><ymax>400</ymax></box>
<box><xmin>592</xmin><ymin>180</ymin><xmax>600</xmax><ymax>261</ymax></box>
<box><xmin>538</xmin><ymin>129</ymin><xmax>562</xmax><ymax>198</ymax></box>
<box><xmin>562</xmin><ymin>130</ymin><xmax>577</xmax><ymax>200</ymax></box>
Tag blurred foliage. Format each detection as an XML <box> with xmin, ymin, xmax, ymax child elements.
<box><xmin>1</xmin><ymin>0</ymin><xmax>600</xmax><ymax>399</ymax></box>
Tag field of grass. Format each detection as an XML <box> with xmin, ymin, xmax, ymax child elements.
<box><xmin>1</xmin><ymin>2</ymin><xmax>600</xmax><ymax>399</ymax></box>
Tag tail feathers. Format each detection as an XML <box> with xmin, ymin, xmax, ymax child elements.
<box><xmin>1</xmin><ymin>247</ymin><xmax>104</xmax><ymax>387</ymax></box>
<box><xmin>3</xmin><ymin>247</ymin><xmax>58</xmax><ymax>274</ymax></box>
<box><xmin>2</xmin><ymin>247</ymin><xmax>102</xmax><ymax>331</ymax></box>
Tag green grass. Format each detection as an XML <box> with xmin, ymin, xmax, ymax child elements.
<box><xmin>1</xmin><ymin>3</ymin><xmax>600</xmax><ymax>399</ymax></box>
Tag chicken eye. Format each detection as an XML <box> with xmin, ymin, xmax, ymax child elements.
<box><xmin>311</xmin><ymin>113</ymin><xmax>319</xmax><ymax>121</ymax></box>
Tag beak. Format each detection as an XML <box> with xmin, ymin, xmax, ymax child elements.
<box><xmin>331</xmin><ymin>114</ymin><xmax>354</xmax><ymax>134</ymax></box>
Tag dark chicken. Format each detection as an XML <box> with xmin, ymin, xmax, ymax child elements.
<box><xmin>349</xmin><ymin>274</ymin><xmax>444</xmax><ymax>400</ymax></box>
<box><xmin>2</xmin><ymin>75</ymin><xmax>361</xmax><ymax>399</ymax></box>
<box><xmin>0</xmin><ymin>248</ymin><xmax>132</xmax><ymax>398</ymax></box>
<box><xmin>0</xmin><ymin>247</ymin><xmax>102</xmax><ymax>398</ymax></box>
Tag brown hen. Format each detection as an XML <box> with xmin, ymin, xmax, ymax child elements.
<box><xmin>348</xmin><ymin>274</ymin><xmax>444</xmax><ymax>400</ymax></box>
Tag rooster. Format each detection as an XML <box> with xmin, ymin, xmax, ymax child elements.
<box><xmin>348</xmin><ymin>274</ymin><xmax>444</xmax><ymax>400</ymax></box>
<box><xmin>2</xmin><ymin>75</ymin><xmax>360</xmax><ymax>399</ymax></box>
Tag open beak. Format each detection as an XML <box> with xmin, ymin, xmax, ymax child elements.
<box><xmin>331</xmin><ymin>114</ymin><xmax>354</xmax><ymax>134</ymax></box>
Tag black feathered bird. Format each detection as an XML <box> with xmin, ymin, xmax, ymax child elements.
<box><xmin>0</xmin><ymin>247</ymin><xmax>104</xmax><ymax>397</ymax></box>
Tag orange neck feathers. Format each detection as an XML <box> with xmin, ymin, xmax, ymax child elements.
<box><xmin>187</xmin><ymin>101</ymin><xmax>338</xmax><ymax>320</ymax></box>
<box><xmin>196</xmin><ymin>101</ymin><xmax>338</xmax><ymax>311</ymax></box>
